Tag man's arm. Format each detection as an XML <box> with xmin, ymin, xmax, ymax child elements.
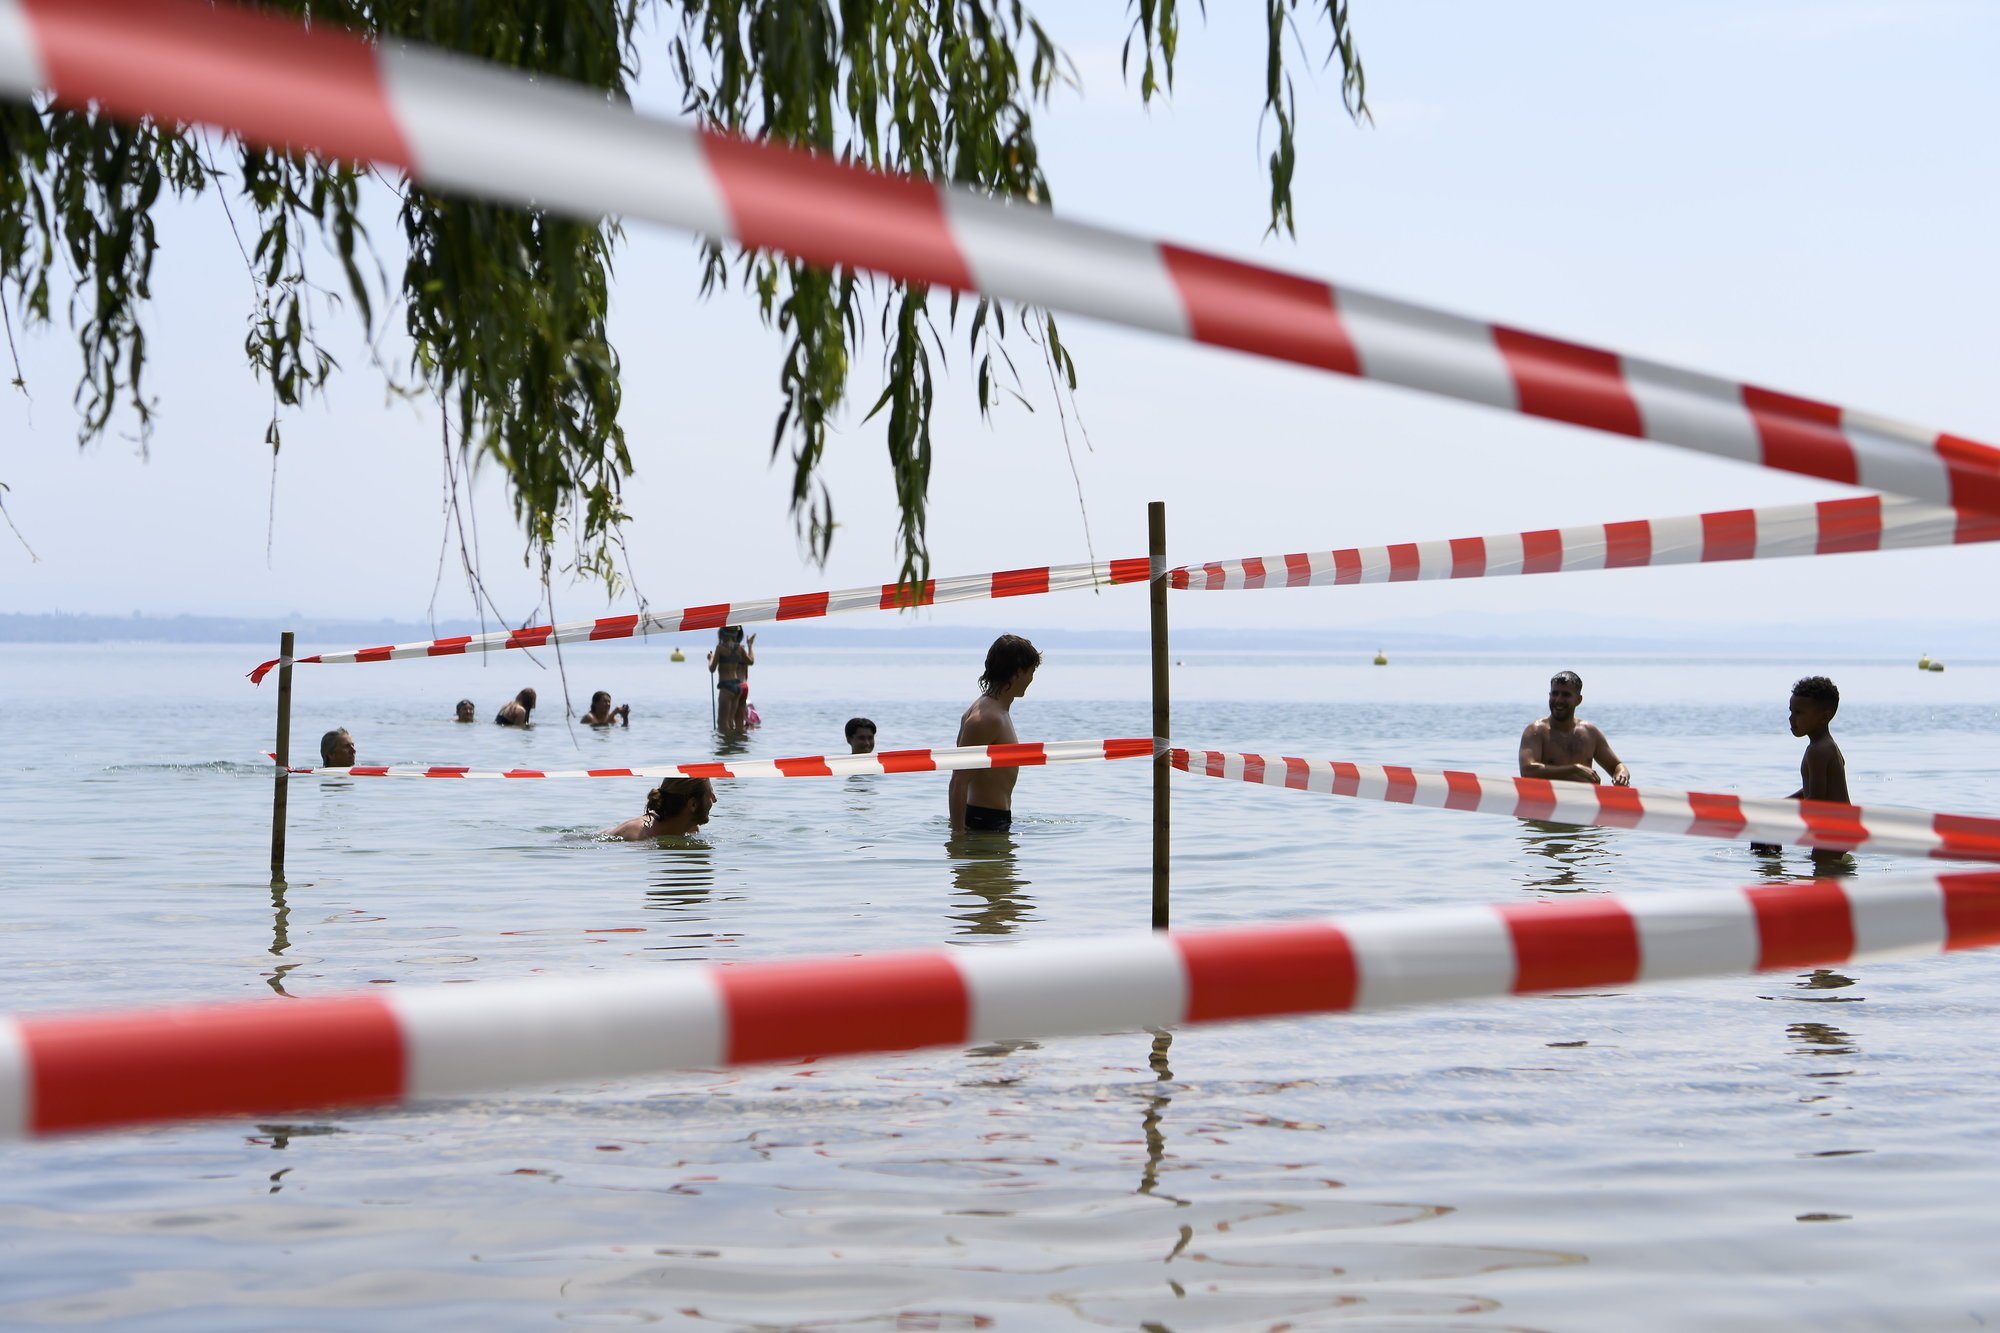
<box><xmin>1518</xmin><ymin>724</ymin><xmax>1600</xmax><ymax>783</ymax></box>
<box><xmin>1591</xmin><ymin>727</ymin><xmax>1631</xmax><ymax>786</ymax></box>
<box><xmin>948</xmin><ymin>770</ymin><xmax>971</xmax><ymax>832</ymax></box>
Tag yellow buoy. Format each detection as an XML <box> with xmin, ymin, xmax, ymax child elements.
<box><xmin>1372</xmin><ymin>650</ymin><xmax>1388</xmax><ymax>666</ymax></box>
<box><xmin>1929</xmin><ymin>661</ymin><xmax>1945</xmax><ymax>672</ymax></box>
<box><xmin>669</xmin><ymin>647</ymin><xmax>685</xmax><ymax>662</ymax></box>
<box><xmin>1918</xmin><ymin>654</ymin><xmax>1932</xmax><ymax>669</ymax></box>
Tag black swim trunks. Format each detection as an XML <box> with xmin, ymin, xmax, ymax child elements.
<box><xmin>963</xmin><ymin>803</ymin><xmax>1012</xmax><ymax>832</ymax></box>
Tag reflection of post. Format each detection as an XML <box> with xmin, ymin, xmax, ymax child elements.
<box><xmin>1138</xmin><ymin>1028</ymin><xmax>1179</xmax><ymax>1200</ymax></box>
<box><xmin>1149</xmin><ymin>501</ymin><xmax>1170</xmax><ymax>930</ymax></box>
<box><xmin>269</xmin><ymin>630</ymin><xmax>294</xmax><ymax>884</ymax></box>
<box><xmin>267</xmin><ymin>881</ymin><xmax>297</xmax><ymax>997</ymax></box>
<box><xmin>947</xmin><ymin>833</ymin><xmax>1034</xmax><ymax>936</ymax></box>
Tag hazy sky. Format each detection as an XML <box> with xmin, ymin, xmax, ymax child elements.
<box><xmin>3</xmin><ymin>1</ymin><xmax>1995</xmax><ymax>642</ymax></box>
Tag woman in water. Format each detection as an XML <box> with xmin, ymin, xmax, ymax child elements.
<box><xmin>706</xmin><ymin>625</ymin><xmax>756</xmax><ymax>730</ymax></box>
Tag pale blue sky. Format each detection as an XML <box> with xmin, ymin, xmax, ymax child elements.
<box><xmin>2</xmin><ymin>1</ymin><xmax>1995</xmax><ymax>642</ymax></box>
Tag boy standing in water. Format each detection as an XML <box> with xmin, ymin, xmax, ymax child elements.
<box><xmin>1752</xmin><ymin>676</ymin><xmax>1849</xmax><ymax>858</ymax></box>
<box><xmin>950</xmin><ymin>635</ymin><xmax>1040</xmax><ymax>833</ymax></box>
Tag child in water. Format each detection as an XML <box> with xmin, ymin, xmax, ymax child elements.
<box><xmin>1752</xmin><ymin>676</ymin><xmax>1849</xmax><ymax>860</ymax></box>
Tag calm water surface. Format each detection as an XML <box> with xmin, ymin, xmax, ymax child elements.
<box><xmin>3</xmin><ymin>642</ymin><xmax>1999</xmax><ymax>1330</ymax></box>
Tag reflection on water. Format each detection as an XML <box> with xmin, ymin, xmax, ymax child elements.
<box><xmin>645</xmin><ymin>840</ymin><xmax>717</xmax><ymax>913</ymax></box>
<box><xmin>1516</xmin><ymin>818</ymin><xmax>1618</xmax><ymax>891</ymax></box>
<box><xmin>1137</xmin><ymin>1030</ymin><xmax>1183</xmax><ymax>1205</ymax></box>
<box><xmin>946</xmin><ymin>832</ymin><xmax>1035</xmax><ymax>936</ymax></box>
<box><xmin>266</xmin><ymin>882</ymin><xmax>299</xmax><ymax>997</ymax></box>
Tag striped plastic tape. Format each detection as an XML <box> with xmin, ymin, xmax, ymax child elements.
<box><xmin>1173</xmin><ymin>748</ymin><xmax>2000</xmax><ymax>865</ymax></box>
<box><xmin>3</xmin><ymin>871</ymin><xmax>1997</xmax><ymax>1138</ymax></box>
<box><xmin>276</xmin><ymin>736</ymin><xmax>1155</xmax><ymax>780</ymax></box>
<box><xmin>1170</xmin><ymin>493</ymin><xmax>2000</xmax><ymax>591</ymax></box>
<box><xmin>6</xmin><ymin>0</ymin><xmax>1997</xmax><ymax>522</ymax></box>
<box><xmin>249</xmin><ymin>555</ymin><xmax>1151</xmax><ymax>683</ymax></box>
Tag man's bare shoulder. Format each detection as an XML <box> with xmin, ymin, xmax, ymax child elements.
<box><xmin>1521</xmin><ymin>716</ymin><xmax>1552</xmax><ymax>737</ymax></box>
<box><xmin>1575</xmin><ymin>719</ymin><xmax>1609</xmax><ymax>739</ymax></box>
<box><xmin>957</xmin><ymin>695</ymin><xmax>1007</xmax><ymax>743</ymax></box>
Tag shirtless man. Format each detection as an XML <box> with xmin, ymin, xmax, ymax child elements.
<box><xmin>1752</xmin><ymin>676</ymin><xmax>1849</xmax><ymax>858</ymax></box>
<box><xmin>581</xmin><ymin>690</ymin><xmax>630</xmax><ymax>727</ymax></box>
<box><xmin>949</xmin><ymin>635</ymin><xmax>1040</xmax><ymax>833</ymax></box>
<box><xmin>1518</xmin><ymin>671</ymin><xmax>1630</xmax><ymax>786</ymax></box>
<box><xmin>604</xmin><ymin>778</ymin><xmax>717</xmax><ymax>841</ymax></box>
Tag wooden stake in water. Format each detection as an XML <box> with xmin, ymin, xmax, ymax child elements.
<box><xmin>269</xmin><ymin>630</ymin><xmax>294</xmax><ymax>884</ymax></box>
<box><xmin>1149</xmin><ymin>502</ymin><xmax>1170</xmax><ymax>930</ymax></box>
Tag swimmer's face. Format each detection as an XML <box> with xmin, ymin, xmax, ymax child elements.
<box><xmin>1012</xmin><ymin>666</ymin><xmax>1036</xmax><ymax>696</ymax></box>
<box><xmin>849</xmin><ymin>726</ymin><xmax>876</xmax><ymax>754</ymax></box>
<box><xmin>325</xmin><ymin>733</ymin><xmax>355</xmax><ymax>767</ymax></box>
<box><xmin>592</xmin><ymin>692</ymin><xmax>611</xmax><ymax>711</ymax></box>
<box><xmin>454</xmin><ymin>701</ymin><xmax>475</xmax><ymax>722</ymax></box>
<box><xmin>692</xmin><ymin>781</ymin><xmax>717</xmax><ymax>826</ymax></box>
<box><xmin>1547</xmin><ymin>680</ymin><xmax>1579</xmax><ymax>721</ymax></box>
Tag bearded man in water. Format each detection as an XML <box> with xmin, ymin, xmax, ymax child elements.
<box><xmin>949</xmin><ymin>634</ymin><xmax>1040</xmax><ymax>833</ymax></box>
<box><xmin>1518</xmin><ymin>670</ymin><xmax>1631</xmax><ymax>786</ymax></box>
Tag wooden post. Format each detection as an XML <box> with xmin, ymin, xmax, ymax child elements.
<box><xmin>1149</xmin><ymin>501</ymin><xmax>1170</xmax><ymax>930</ymax></box>
<box><xmin>269</xmin><ymin>630</ymin><xmax>294</xmax><ymax>883</ymax></box>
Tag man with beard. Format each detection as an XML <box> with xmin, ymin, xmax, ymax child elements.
<box><xmin>1518</xmin><ymin>670</ymin><xmax>1630</xmax><ymax>786</ymax></box>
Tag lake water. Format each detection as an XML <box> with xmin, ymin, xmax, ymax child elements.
<box><xmin>3</xmin><ymin>641</ymin><xmax>1999</xmax><ymax>1330</ymax></box>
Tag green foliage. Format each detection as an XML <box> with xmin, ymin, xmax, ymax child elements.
<box><xmin>0</xmin><ymin>1</ymin><xmax>1364</xmax><ymax>590</ymax></box>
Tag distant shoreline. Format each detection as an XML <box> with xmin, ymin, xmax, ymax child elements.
<box><xmin>3</xmin><ymin>611</ymin><xmax>1992</xmax><ymax>660</ymax></box>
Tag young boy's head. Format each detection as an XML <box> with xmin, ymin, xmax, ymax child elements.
<box><xmin>1789</xmin><ymin>676</ymin><xmax>1840</xmax><ymax>737</ymax></box>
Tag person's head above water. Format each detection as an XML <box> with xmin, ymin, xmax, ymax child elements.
<box><xmin>454</xmin><ymin>699</ymin><xmax>476</xmax><ymax>723</ymax></box>
<box><xmin>645</xmin><ymin>777</ymin><xmax>717</xmax><ymax>834</ymax></box>
<box><xmin>515</xmin><ymin>687</ymin><xmax>538</xmax><ymax>710</ymax></box>
<box><xmin>320</xmin><ymin>728</ymin><xmax>355</xmax><ymax>767</ymax></box>
<box><xmin>979</xmin><ymin>634</ymin><xmax>1041</xmax><ymax>697</ymax></box>
<box><xmin>717</xmin><ymin>625</ymin><xmax>745</xmax><ymax>645</ymax></box>
<box><xmin>591</xmin><ymin>690</ymin><xmax>612</xmax><ymax>711</ymax></box>
<box><xmin>1547</xmin><ymin>671</ymin><xmax>1583</xmax><ymax>723</ymax></box>
<box><xmin>1790</xmin><ymin>675</ymin><xmax>1840</xmax><ymax>736</ymax></box>
<box><xmin>845</xmin><ymin>716</ymin><xmax>877</xmax><ymax>753</ymax></box>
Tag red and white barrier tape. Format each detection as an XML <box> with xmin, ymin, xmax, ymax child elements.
<box><xmin>3</xmin><ymin>871</ymin><xmax>1997</xmax><ymax>1139</ymax></box>
<box><xmin>1170</xmin><ymin>493</ymin><xmax>2000</xmax><ymax>590</ymax></box>
<box><xmin>272</xmin><ymin>736</ymin><xmax>1154</xmax><ymax>779</ymax></box>
<box><xmin>248</xmin><ymin>555</ymin><xmax>1151</xmax><ymax>683</ymax></box>
<box><xmin>1173</xmin><ymin>749</ymin><xmax>2000</xmax><ymax>865</ymax></box>
<box><xmin>7</xmin><ymin>1</ymin><xmax>1997</xmax><ymax>522</ymax></box>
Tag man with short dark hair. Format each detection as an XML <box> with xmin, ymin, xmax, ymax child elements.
<box><xmin>950</xmin><ymin>634</ymin><xmax>1041</xmax><ymax>832</ymax></box>
<box><xmin>845</xmin><ymin>717</ymin><xmax>877</xmax><ymax>754</ymax></box>
<box><xmin>320</xmin><ymin>728</ymin><xmax>355</xmax><ymax>768</ymax></box>
<box><xmin>1518</xmin><ymin>670</ymin><xmax>1630</xmax><ymax>785</ymax></box>
<box><xmin>454</xmin><ymin>699</ymin><xmax>476</xmax><ymax>723</ymax></box>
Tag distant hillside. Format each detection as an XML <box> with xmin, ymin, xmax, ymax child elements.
<box><xmin>3</xmin><ymin>610</ymin><xmax>1994</xmax><ymax>661</ymax></box>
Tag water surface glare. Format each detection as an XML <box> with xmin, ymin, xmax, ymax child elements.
<box><xmin>4</xmin><ymin>644</ymin><xmax>1999</xmax><ymax>1329</ymax></box>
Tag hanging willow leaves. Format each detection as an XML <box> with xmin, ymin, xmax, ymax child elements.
<box><xmin>0</xmin><ymin>1</ymin><xmax>1365</xmax><ymax>589</ymax></box>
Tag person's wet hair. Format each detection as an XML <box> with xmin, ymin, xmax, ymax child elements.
<box><xmin>1793</xmin><ymin>675</ymin><xmax>1840</xmax><ymax>716</ymax></box>
<box><xmin>319</xmin><ymin>728</ymin><xmax>352</xmax><ymax>765</ymax></box>
<box><xmin>1551</xmin><ymin>670</ymin><xmax>1582</xmax><ymax>692</ymax></box>
<box><xmin>646</xmin><ymin>777</ymin><xmax>712</xmax><ymax>821</ymax></box>
<box><xmin>845</xmin><ymin>716</ymin><xmax>876</xmax><ymax>741</ymax></box>
<box><xmin>591</xmin><ymin>690</ymin><xmax>611</xmax><ymax>708</ymax></box>
<box><xmin>980</xmin><ymin>634</ymin><xmax>1041</xmax><ymax>693</ymax></box>
<box><xmin>516</xmin><ymin>688</ymin><xmax>538</xmax><ymax>708</ymax></box>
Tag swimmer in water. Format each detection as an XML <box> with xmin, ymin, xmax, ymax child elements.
<box><xmin>846</xmin><ymin>716</ymin><xmax>877</xmax><ymax>754</ymax></box>
<box><xmin>1752</xmin><ymin>676</ymin><xmax>1850</xmax><ymax>862</ymax></box>
<box><xmin>496</xmin><ymin>687</ymin><xmax>538</xmax><ymax>727</ymax></box>
<box><xmin>581</xmin><ymin>690</ymin><xmax>630</xmax><ymax>727</ymax></box>
<box><xmin>605</xmin><ymin>777</ymin><xmax>718</xmax><ymax>840</ymax></box>
<box><xmin>707</xmin><ymin>626</ymin><xmax>756</xmax><ymax>730</ymax></box>
<box><xmin>319</xmin><ymin>728</ymin><xmax>355</xmax><ymax>767</ymax></box>
<box><xmin>1518</xmin><ymin>670</ymin><xmax>1630</xmax><ymax>786</ymax></box>
<box><xmin>454</xmin><ymin>699</ymin><xmax>476</xmax><ymax>723</ymax></box>
<box><xmin>949</xmin><ymin>634</ymin><xmax>1040</xmax><ymax>834</ymax></box>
